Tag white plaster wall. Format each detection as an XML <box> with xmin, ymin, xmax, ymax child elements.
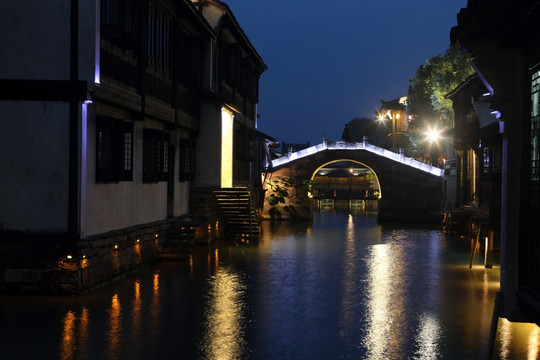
<box><xmin>0</xmin><ymin>0</ymin><xmax>70</xmax><ymax>79</ymax></box>
<box><xmin>201</xmin><ymin>4</ymin><xmax>224</xmax><ymax>28</ymax></box>
<box><xmin>175</xmin><ymin>178</ymin><xmax>190</xmax><ymax>217</ymax></box>
<box><xmin>82</xmin><ymin>117</ymin><xmax>169</xmax><ymax>237</ymax></box>
<box><xmin>0</xmin><ymin>101</ymin><xmax>70</xmax><ymax>232</ymax></box>
<box><xmin>196</xmin><ymin>103</ymin><xmax>222</xmax><ymax>187</ymax></box>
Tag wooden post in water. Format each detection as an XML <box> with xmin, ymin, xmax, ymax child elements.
<box><xmin>485</xmin><ymin>230</ymin><xmax>493</xmax><ymax>268</ymax></box>
<box><xmin>469</xmin><ymin>222</ymin><xmax>482</xmax><ymax>268</ymax></box>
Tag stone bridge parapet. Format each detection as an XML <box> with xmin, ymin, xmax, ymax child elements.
<box><xmin>264</xmin><ymin>141</ymin><xmax>444</xmax><ymax>222</ymax></box>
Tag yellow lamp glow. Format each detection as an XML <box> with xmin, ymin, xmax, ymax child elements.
<box><xmin>221</xmin><ymin>107</ymin><xmax>234</xmax><ymax>188</ymax></box>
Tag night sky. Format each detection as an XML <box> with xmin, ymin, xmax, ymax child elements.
<box><xmin>224</xmin><ymin>0</ymin><xmax>467</xmax><ymax>146</ymax></box>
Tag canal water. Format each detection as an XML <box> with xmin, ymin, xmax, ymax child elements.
<box><xmin>1</xmin><ymin>209</ymin><xmax>539</xmax><ymax>359</ymax></box>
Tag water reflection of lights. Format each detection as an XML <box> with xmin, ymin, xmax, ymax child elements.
<box><xmin>365</xmin><ymin>244</ymin><xmax>395</xmax><ymax>359</ymax></box>
<box><xmin>339</xmin><ymin>214</ymin><xmax>357</xmax><ymax>339</ymax></box>
<box><xmin>201</xmin><ymin>267</ymin><xmax>247</xmax><ymax>360</ymax></box>
<box><xmin>414</xmin><ymin>313</ymin><xmax>442</xmax><ymax>360</ymax></box>
<box><xmin>131</xmin><ymin>280</ymin><xmax>142</xmax><ymax>341</ymax></box>
<box><xmin>150</xmin><ymin>272</ymin><xmax>160</xmax><ymax>345</ymax></box>
<box><xmin>498</xmin><ymin>318</ymin><xmax>540</xmax><ymax>359</ymax></box>
<box><xmin>529</xmin><ymin>325</ymin><xmax>540</xmax><ymax>360</ymax></box>
<box><xmin>60</xmin><ymin>311</ymin><xmax>76</xmax><ymax>360</ymax></box>
<box><xmin>59</xmin><ymin>307</ymin><xmax>89</xmax><ymax>360</ymax></box>
<box><xmin>106</xmin><ymin>294</ymin><xmax>122</xmax><ymax>360</ymax></box>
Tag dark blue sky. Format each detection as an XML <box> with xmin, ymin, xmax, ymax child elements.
<box><xmin>224</xmin><ymin>0</ymin><xmax>467</xmax><ymax>145</ymax></box>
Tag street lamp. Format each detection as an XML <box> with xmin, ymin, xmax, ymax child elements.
<box><xmin>425</xmin><ymin>125</ymin><xmax>442</xmax><ymax>166</ymax></box>
<box><xmin>426</xmin><ymin>127</ymin><xmax>441</xmax><ymax>144</ymax></box>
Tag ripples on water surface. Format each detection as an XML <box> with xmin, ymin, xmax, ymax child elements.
<box><xmin>0</xmin><ymin>210</ymin><xmax>539</xmax><ymax>359</ymax></box>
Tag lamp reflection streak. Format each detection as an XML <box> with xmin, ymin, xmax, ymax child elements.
<box><xmin>59</xmin><ymin>308</ymin><xmax>90</xmax><ymax>360</ymax></box>
<box><xmin>106</xmin><ymin>294</ymin><xmax>122</xmax><ymax>360</ymax></box>
<box><xmin>201</xmin><ymin>267</ymin><xmax>247</xmax><ymax>360</ymax></box>
<box><xmin>130</xmin><ymin>280</ymin><xmax>142</xmax><ymax>356</ymax></box>
<box><xmin>60</xmin><ymin>311</ymin><xmax>76</xmax><ymax>360</ymax></box>
<box><xmin>339</xmin><ymin>214</ymin><xmax>357</xmax><ymax>339</ymax></box>
<box><xmin>498</xmin><ymin>318</ymin><xmax>540</xmax><ymax>359</ymax></box>
<box><xmin>413</xmin><ymin>313</ymin><xmax>441</xmax><ymax>360</ymax></box>
<box><xmin>364</xmin><ymin>244</ymin><xmax>392</xmax><ymax>359</ymax></box>
<box><xmin>78</xmin><ymin>307</ymin><xmax>90</xmax><ymax>358</ymax></box>
<box><xmin>529</xmin><ymin>325</ymin><xmax>539</xmax><ymax>360</ymax></box>
<box><xmin>150</xmin><ymin>272</ymin><xmax>160</xmax><ymax>346</ymax></box>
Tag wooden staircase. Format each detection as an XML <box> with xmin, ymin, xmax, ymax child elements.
<box><xmin>214</xmin><ymin>188</ymin><xmax>260</xmax><ymax>240</ymax></box>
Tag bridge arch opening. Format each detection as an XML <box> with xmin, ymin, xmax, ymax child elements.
<box><xmin>310</xmin><ymin>160</ymin><xmax>381</xmax><ymax>211</ymax></box>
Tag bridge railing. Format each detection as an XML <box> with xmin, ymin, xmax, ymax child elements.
<box><xmin>271</xmin><ymin>140</ymin><xmax>444</xmax><ymax>177</ymax></box>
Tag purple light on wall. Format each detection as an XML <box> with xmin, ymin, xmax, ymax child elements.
<box><xmin>81</xmin><ymin>100</ymin><xmax>92</xmax><ymax>235</ymax></box>
<box><xmin>472</xmin><ymin>62</ymin><xmax>494</xmax><ymax>96</ymax></box>
<box><xmin>491</xmin><ymin>110</ymin><xmax>501</xmax><ymax>119</ymax></box>
<box><xmin>94</xmin><ymin>0</ymin><xmax>100</xmax><ymax>84</ymax></box>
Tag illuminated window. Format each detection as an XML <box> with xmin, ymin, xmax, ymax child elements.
<box><xmin>96</xmin><ymin>117</ymin><xmax>133</xmax><ymax>183</ymax></box>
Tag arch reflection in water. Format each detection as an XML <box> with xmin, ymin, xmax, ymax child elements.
<box><xmin>200</xmin><ymin>265</ymin><xmax>247</xmax><ymax>360</ymax></box>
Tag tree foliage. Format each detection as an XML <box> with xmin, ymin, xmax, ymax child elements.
<box><xmin>407</xmin><ymin>45</ymin><xmax>474</xmax><ymax>154</ymax></box>
<box><xmin>265</xmin><ymin>176</ymin><xmax>315</xmax><ymax>219</ymax></box>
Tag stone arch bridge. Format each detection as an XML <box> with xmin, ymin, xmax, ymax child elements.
<box><xmin>263</xmin><ymin>141</ymin><xmax>444</xmax><ymax>222</ymax></box>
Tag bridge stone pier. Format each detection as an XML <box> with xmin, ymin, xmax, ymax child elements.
<box><xmin>264</xmin><ymin>141</ymin><xmax>444</xmax><ymax>222</ymax></box>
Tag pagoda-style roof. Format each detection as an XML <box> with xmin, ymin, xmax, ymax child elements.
<box><xmin>379</xmin><ymin>98</ymin><xmax>406</xmax><ymax>111</ymax></box>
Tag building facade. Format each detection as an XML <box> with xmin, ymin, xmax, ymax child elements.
<box><xmin>446</xmin><ymin>74</ymin><xmax>502</xmax><ymax>212</ymax></box>
<box><xmin>0</xmin><ymin>0</ymin><xmax>266</xmax><ymax>293</ymax></box>
<box><xmin>452</xmin><ymin>0</ymin><xmax>540</xmax><ymax>325</ymax></box>
<box><xmin>377</xmin><ymin>97</ymin><xmax>412</xmax><ymax>154</ymax></box>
